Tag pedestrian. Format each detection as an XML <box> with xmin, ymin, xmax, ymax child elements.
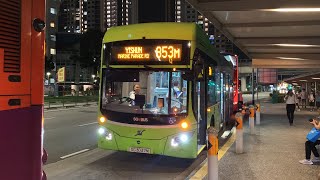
<box><xmin>300</xmin><ymin>88</ymin><xmax>307</xmax><ymax>109</ymax></box>
<box><xmin>296</xmin><ymin>91</ymin><xmax>301</xmax><ymax>111</ymax></box>
<box><xmin>284</xmin><ymin>89</ymin><xmax>298</xmax><ymax>126</ymax></box>
<box><xmin>299</xmin><ymin>118</ymin><xmax>320</xmax><ymax>165</ymax></box>
<box><xmin>309</xmin><ymin>91</ymin><xmax>315</xmax><ymax>111</ymax></box>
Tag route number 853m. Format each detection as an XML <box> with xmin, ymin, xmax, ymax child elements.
<box><xmin>155</xmin><ymin>46</ymin><xmax>181</xmax><ymax>63</ymax></box>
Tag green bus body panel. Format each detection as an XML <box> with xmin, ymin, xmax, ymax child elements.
<box><xmin>98</xmin><ymin>123</ymin><xmax>198</xmax><ymax>158</ymax></box>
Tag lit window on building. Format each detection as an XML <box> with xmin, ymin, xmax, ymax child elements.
<box><xmin>50</xmin><ymin>8</ymin><xmax>56</xmax><ymax>14</ymax></box>
<box><xmin>50</xmin><ymin>48</ymin><xmax>56</xmax><ymax>55</ymax></box>
<box><xmin>50</xmin><ymin>22</ymin><xmax>55</xmax><ymax>28</ymax></box>
<box><xmin>177</xmin><ymin>6</ymin><xmax>181</xmax><ymax>10</ymax></box>
<box><xmin>50</xmin><ymin>35</ymin><xmax>56</xmax><ymax>41</ymax></box>
<box><xmin>84</xmin><ymin>11</ymin><xmax>87</xmax><ymax>15</ymax></box>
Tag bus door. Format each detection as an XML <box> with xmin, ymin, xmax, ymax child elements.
<box><xmin>220</xmin><ymin>73</ymin><xmax>225</xmax><ymax>126</ymax></box>
<box><xmin>193</xmin><ymin>57</ymin><xmax>207</xmax><ymax>146</ymax></box>
<box><xmin>194</xmin><ymin>80</ymin><xmax>207</xmax><ymax>145</ymax></box>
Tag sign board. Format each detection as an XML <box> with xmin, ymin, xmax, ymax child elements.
<box><xmin>57</xmin><ymin>67</ymin><xmax>65</xmax><ymax>83</ymax></box>
<box><xmin>112</xmin><ymin>44</ymin><xmax>182</xmax><ymax>63</ymax></box>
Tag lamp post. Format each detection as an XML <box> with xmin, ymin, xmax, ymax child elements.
<box><xmin>46</xmin><ymin>72</ymin><xmax>51</xmax><ymax>82</ymax></box>
<box><xmin>92</xmin><ymin>74</ymin><xmax>96</xmax><ymax>82</ymax></box>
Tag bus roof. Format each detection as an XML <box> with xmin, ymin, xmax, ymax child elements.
<box><xmin>103</xmin><ymin>22</ymin><xmax>224</xmax><ymax>66</ymax></box>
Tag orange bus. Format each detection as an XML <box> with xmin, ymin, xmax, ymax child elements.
<box><xmin>0</xmin><ymin>0</ymin><xmax>46</xmax><ymax>179</ymax></box>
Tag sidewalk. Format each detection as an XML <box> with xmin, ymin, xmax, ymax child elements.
<box><xmin>44</xmin><ymin>102</ymin><xmax>97</xmax><ymax>110</ymax></box>
<box><xmin>203</xmin><ymin>102</ymin><xmax>320</xmax><ymax>180</ymax></box>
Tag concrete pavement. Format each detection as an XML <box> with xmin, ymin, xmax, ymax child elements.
<box><xmin>44</xmin><ymin>106</ymin><xmax>98</xmax><ymax>164</ymax></box>
<box><xmin>195</xmin><ymin>101</ymin><xmax>320</xmax><ymax>180</ymax></box>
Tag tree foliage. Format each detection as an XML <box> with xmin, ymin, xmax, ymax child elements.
<box><xmin>79</xmin><ymin>29</ymin><xmax>104</xmax><ymax>71</ymax></box>
<box><xmin>45</xmin><ymin>55</ymin><xmax>55</xmax><ymax>72</ymax></box>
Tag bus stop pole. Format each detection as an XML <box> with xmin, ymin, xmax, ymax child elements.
<box><xmin>249</xmin><ymin>106</ymin><xmax>255</xmax><ymax>134</ymax></box>
<box><xmin>256</xmin><ymin>104</ymin><xmax>261</xmax><ymax>125</ymax></box>
<box><xmin>252</xmin><ymin>68</ymin><xmax>255</xmax><ymax>105</ymax></box>
<box><xmin>235</xmin><ymin>112</ymin><xmax>243</xmax><ymax>154</ymax></box>
<box><xmin>208</xmin><ymin>127</ymin><xmax>218</xmax><ymax>180</ymax></box>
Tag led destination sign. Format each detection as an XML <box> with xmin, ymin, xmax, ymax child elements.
<box><xmin>112</xmin><ymin>44</ymin><xmax>182</xmax><ymax>63</ymax></box>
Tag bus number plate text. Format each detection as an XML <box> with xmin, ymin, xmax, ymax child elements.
<box><xmin>128</xmin><ymin>147</ymin><xmax>151</xmax><ymax>154</ymax></box>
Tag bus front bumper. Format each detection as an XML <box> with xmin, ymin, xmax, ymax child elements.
<box><xmin>97</xmin><ymin>127</ymin><xmax>197</xmax><ymax>158</ymax></box>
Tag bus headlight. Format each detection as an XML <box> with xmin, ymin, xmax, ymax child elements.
<box><xmin>98</xmin><ymin>127</ymin><xmax>105</xmax><ymax>135</ymax></box>
<box><xmin>170</xmin><ymin>132</ymin><xmax>193</xmax><ymax>147</ymax></box>
<box><xmin>98</xmin><ymin>127</ymin><xmax>113</xmax><ymax>141</ymax></box>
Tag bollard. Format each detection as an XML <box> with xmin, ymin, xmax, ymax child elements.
<box><xmin>249</xmin><ymin>105</ymin><xmax>255</xmax><ymax>134</ymax></box>
<box><xmin>256</xmin><ymin>104</ymin><xmax>260</xmax><ymax>125</ymax></box>
<box><xmin>235</xmin><ymin>112</ymin><xmax>243</xmax><ymax>154</ymax></box>
<box><xmin>207</xmin><ymin>127</ymin><xmax>218</xmax><ymax>180</ymax></box>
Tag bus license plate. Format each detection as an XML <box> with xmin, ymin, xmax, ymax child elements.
<box><xmin>129</xmin><ymin>147</ymin><xmax>151</xmax><ymax>154</ymax></box>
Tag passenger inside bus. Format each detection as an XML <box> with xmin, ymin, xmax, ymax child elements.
<box><xmin>128</xmin><ymin>84</ymin><xmax>141</xmax><ymax>106</ymax></box>
<box><xmin>167</xmin><ymin>81</ymin><xmax>183</xmax><ymax>113</ymax></box>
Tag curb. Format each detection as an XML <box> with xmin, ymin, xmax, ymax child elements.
<box><xmin>44</xmin><ymin>103</ymin><xmax>97</xmax><ymax>111</ymax></box>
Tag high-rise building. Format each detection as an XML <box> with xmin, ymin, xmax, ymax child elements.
<box><xmin>101</xmin><ymin>0</ymin><xmax>134</xmax><ymax>30</ymax></box>
<box><xmin>46</xmin><ymin>0</ymin><xmax>60</xmax><ymax>67</ymax></box>
<box><xmin>58</xmin><ymin>0</ymin><xmax>88</xmax><ymax>33</ymax></box>
<box><xmin>178</xmin><ymin>0</ymin><xmax>233</xmax><ymax>54</ymax></box>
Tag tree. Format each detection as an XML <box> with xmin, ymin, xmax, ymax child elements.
<box><xmin>80</xmin><ymin>29</ymin><xmax>104</xmax><ymax>72</ymax></box>
<box><xmin>45</xmin><ymin>55</ymin><xmax>55</xmax><ymax>72</ymax></box>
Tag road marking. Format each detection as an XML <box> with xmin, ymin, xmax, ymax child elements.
<box><xmin>60</xmin><ymin>149</ymin><xmax>90</xmax><ymax>159</ymax></box>
<box><xmin>78</xmin><ymin>122</ymin><xmax>98</xmax><ymax>127</ymax></box>
<box><xmin>189</xmin><ymin>127</ymin><xmax>236</xmax><ymax>180</ymax></box>
<box><xmin>45</xmin><ymin>117</ymin><xmax>56</xmax><ymax>120</ymax></box>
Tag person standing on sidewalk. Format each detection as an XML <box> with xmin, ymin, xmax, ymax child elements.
<box><xmin>284</xmin><ymin>90</ymin><xmax>298</xmax><ymax>126</ymax></box>
<box><xmin>300</xmin><ymin>88</ymin><xmax>307</xmax><ymax>109</ymax></box>
<box><xmin>299</xmin><ymin>118</ymin><xmax>320</xmax><ymax>165</ymax></box>
<box><xmin>296</xmin><ymin>90</ymin><xmax>301</xmax><ymax>111</ymax></box>
<box><xmin>309</xmin><ymin>91</ymin><xmax>315</xmax><ymax>111</ymax></box>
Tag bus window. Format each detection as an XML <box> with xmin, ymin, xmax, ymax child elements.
<box><xmin>101</xmin><ymin>70</ymin><xmax>188</xmax><ymax>117</ymax></box>
<box><xmin>169</xmin><ymin>72</ymin><xmax>188</xmax><ymax>114</ymax></box>
<box><xmin>207</xmin><ymin>66</ymin><xmax>216</xmax><ymax>106</ymax></box>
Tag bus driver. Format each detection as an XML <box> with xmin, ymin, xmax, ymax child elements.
<box><xmin>129</xmin><ymin>84</ymin><xmax>141</xmax><ymax>105</ymax></box>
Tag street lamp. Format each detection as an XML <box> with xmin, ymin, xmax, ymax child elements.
<box><xmin>92</xmin><ymin>74</ymin><xmax>96</xmax><ymax>79</ymax></box>
<box><xmin>46</xmin><ymin>72</ymin><xmax>51</xmax><ymax>80</ymax></box>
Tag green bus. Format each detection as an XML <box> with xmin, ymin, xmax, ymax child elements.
<box><xmin>97</xmin><ymin>22</ymin><xmax>235</xmax><ymax>158</ymax></box>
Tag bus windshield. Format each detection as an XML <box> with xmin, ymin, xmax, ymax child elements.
<box><xmin>101</xmin><ymin>69</ymin><xmax>188</xmax><ymax>116</ymax></box>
